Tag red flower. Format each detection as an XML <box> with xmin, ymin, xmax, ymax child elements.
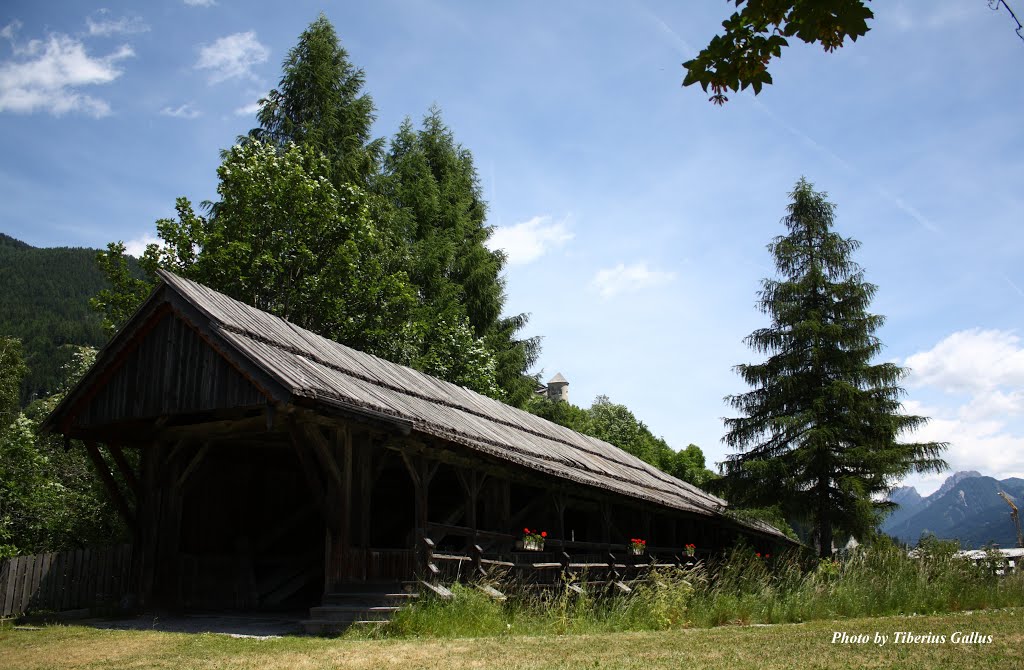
<box><xmin>756</xmin><ymin>552</ymin><xmax>762</xmax><ymax>558</ymax></box>
<box><xmin>541</xmin><ymin>531</ymin><xmax>547</xmax><ymax>538</ymax></box>
<box><xmin>524</xmin><ymin>528</ymin><xmax>530</xmax><ymax>534</ymax></box>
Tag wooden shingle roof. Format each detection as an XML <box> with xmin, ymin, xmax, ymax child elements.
<box><xmin>52</xmin><ymin>269</ymin><xmax>790</xmax><ymax>542</ymax></box>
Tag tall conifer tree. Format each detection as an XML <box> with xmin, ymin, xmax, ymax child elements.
<box><xmin>251</xmin><ymin>14</ymin><xmax>382</xmax><ymax>187</ymax></box>
<box><xmin>381</xmin><ymin>109</ymin><xmax>540</xmax><ymax>405</ymax></box>
<box><xmin>721</xmin><ymin>178</ymin><xmax>946</xmax><ymax>556</ymax></box>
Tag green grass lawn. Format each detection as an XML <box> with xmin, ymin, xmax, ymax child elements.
<box><xmin>2</xmin><ymin>608</ymin><xmax>1022</xmax><ymax>670</ymax></box>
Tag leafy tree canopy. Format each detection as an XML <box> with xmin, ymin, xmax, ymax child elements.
<box><xmin>97</xmin><ymin>140</ymin><xmax>425</xmax><ymax>364</ymax></box>
<box><xmin>95</xmin><ymin>16</ymin><xmax>538</xmax><ymax>403</ymax></box>
<box><xmin>1</xmin><ymin>343</ymin><xmax>125</xmax><ymax>558</ymax></box>
<box><xmin>719</xmin><ymin>178</ymin><xmax>946</xmax><ymax>556</ymax></box>
<box><xmin>683</xmin><ymin>0</ymin><xmax>874</xmax><ymax>104</ymax></box>
<box><xmin>527</xmin><ymin>394</ymin><xmax>716</xmax><ymax>486</ymax></box>
<box><xmin>0</xmin><ymin>337</ymin><xmax>27</xmax><ymax>427</ymax></box>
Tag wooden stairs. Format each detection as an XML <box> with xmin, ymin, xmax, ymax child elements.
<box><xmin>301</xmin><ymin>582</ymin><xmax>417</xmax><ymax>635</ymax></box>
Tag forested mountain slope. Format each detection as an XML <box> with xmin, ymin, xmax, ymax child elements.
<box><xmin>0</xmin><ymin>233</ymin><xmax>115</xmax><ymax>403</ymax></box>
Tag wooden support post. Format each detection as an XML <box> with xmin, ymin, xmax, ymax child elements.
<box><xmin>330</xmin><ymin>426</ymin><xmax>352</xmax><ymax>587</ymax></box>
<box><xmin>457</xmin><ymin>469</ymin><xmax>486</xmax><ymax>535</ymax></box>
<box><xmin>161</xmin><ymin>444</ymin><xmax>185</xmax><ymax>609</ymax></box>
<box><xmin>342</xmin><ymin>427</ymin><xmax>352</xmax><ymax>557</ymax></box>
<box><xmin>401</xmin><ymin>451</ymin><xmax>438</xmax><ymax>577</ymax></box>
<box><xmin>289</xmin><ymin>419</ymin><xmax>344</xmax><ymax>590</ymax></box>
<box><xmin>84</xmin><ymin>442</ymin><xmax>136</xmax><ymax>530</ymax></box>
<box><xmin>601</xmin><ymin>503</ymin><xmax>612</xmax><ymax>546</ymax></box>
<box><xmin>359</xmin><ymin>438</ymin><xmax>373</xmax><ymax>582</ymax></box>
<box><xmin>552</xmin><ymin>493</ymin><xmax>567</xmax><ymax>544</ymax></box>
<box><xmin>138</xmin><ymin>441</ymin><xmax>166</xmax><ymax>608</ymax></box>
<box><xmin>472</xmin><ymin>543</ymin><xmax>485</xmax><ymax>578</ymax></box>
<box><xmin>288</xmin><ymin>424</ymin><xmax>328</xmax><ymax>520</ymax></box>
<box><xmin>499</xmin><ymin>480</ymin><xmax>511</xmax><ymax>533</ymax></box>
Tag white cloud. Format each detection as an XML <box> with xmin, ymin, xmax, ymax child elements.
<box><xmin>234</xmin><ymin>100</ymin><xmax>260</xmax><ymax>116</ymax></box>
<box><xmin>590</xmin><ymin>262</ymin><xmax>675</xmax><ymax>298</ymax></box>
<box><xmin>896</xmin><ymin>329</ymin><xmax>1024</xmax><ymax>493</ymax></box>
<box><xmin>1</xmin><ymin>21</ymin><xmax>21</xmax><ymax>41</ymax></box>
<box><xmin>901</xmin><ymin>398</ymin><xmax>1024</xmax><ymax>494</ymax></box>
<box><xmin>124</xmin><ymin>233</ymin><xmax>160</xmax><ymax>258</ymax></box>
<box><xmin>196</xmin><ymin>32</ymin><xmax>268</xmax><ymax>84</ymax></box>
<box><xmin>86</xmin><ymin>12</ymin><xmax>150</xmax><ymax>37</ymax></box>
<box><xmin>486</xmin><ymin>215</ymin><xmax>573</xmax><ymax>265</ymax></box>
<box><xmin>160</xmin><ymin>102</ymin><xmax>201</xmax><ymax>119</ymax></box>
<box><xmin>184</xmin><ymin>0</ymin><xmax>217</xmax><ymax>6</ymax></box>
<box><xmin>904</xmin><ymin>329</ymin><xmax>1024</xmax><ymax>393</ymax></box>
<box><xmin>0</xmin><ymin>32</ymin><xmax>133</xmax><ymax>117</ymax></box>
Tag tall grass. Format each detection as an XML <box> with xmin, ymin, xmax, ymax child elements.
<box><xmin>360</xmin><ymin>542</ymin><xmax>1024</xmax><ymax>639</ymax></box>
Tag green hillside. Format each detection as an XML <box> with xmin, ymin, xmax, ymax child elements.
<box><xmin>0</xmin><ymin>233</ymin><xmax>113</xmax><ymax>403</ymax></box>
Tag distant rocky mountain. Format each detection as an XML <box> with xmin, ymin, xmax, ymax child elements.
<box><xmin>882</xmin><ymin>471</ymin><xmax>1024</xmax><ymax>549</ymax></box>
<box><xmin>932</xmin><ymin>470</ymin><xmax>982</xmax><ymax>499</ymax></box>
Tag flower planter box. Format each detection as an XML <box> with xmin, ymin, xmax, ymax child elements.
<box><xmin>628</xmin><ymin>546</ymin><xmax>645</xmax><ymax>556</ymax></box>
<box><xmin>516</xmin><ymin>539</ymin><xmax>544</xmax><ymax>551</ymax></box>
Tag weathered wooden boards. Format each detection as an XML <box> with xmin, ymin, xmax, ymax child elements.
<box><xmin>0</xmin><ymin>545</ymin><xmax>131</xmax><ymax>618</ymax></box>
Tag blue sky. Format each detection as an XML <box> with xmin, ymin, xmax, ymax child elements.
<box><xmin>2</xmin><ymin>1</ymin><xmax>1022</xmax><ymax>495</ymax></box>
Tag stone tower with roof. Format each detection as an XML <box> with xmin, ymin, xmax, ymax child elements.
<box><xmin>546</xmin><ymin>372</ymin><xmax>569</xmax><ymax>403</ymax></box>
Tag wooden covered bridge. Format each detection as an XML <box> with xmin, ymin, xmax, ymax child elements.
<box><xmin>43</xmin><ymin>271</ymin><xmax>792</xmax><ymax>628</ymax></box>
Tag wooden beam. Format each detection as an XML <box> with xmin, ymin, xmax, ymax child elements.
<box><xmin>162</xmin><ymin>438</ymin><xmax>190</xmax><ymax>469</ymax></box>
<box><xmin>158</xmin><ymin>415</ymin><xmax>268</xmax><ymax>443</ymax></box>
<box><xmin>302</xmin><ymin>423</ymin><xmax>344</xmax><ymax>491</ymax></box>
<box><xmin>175</xmin><ymin>442</ymin><xmax>211</xmax><ymax>490</ymax></box>
<box><xmin>288</xmin><ymin>422</ymin><xmax>331</xmax><ymax>525</ymax></box>
<box><xmin>83</xmin><ymin>441</ymin><xmax>136</xmax><ymax>530</ymax></box>
<box><xmin>106</xmin><ymin>444</ymin><xmax>141</xmax><ymax>498</ymax></box>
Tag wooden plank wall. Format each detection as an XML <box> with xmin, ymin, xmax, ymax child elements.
<box><xmin>78</xmin><ymin>313</ymin><xmax>265</xmax><ymax>427</ymax></box>
<box><xmin>0</xmin><ymin>545</ymin><xmax>132</xmax><ymax>618</ymax></box>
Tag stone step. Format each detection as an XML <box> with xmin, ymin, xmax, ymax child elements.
<box><xmin>308</xmin><ymin>605</ymin><xmax>400</xmax><ymax>622</ymax></box>
<box><xmin>321</xmin><ymin>591</ymin><xmax>418</xmax><ymax>606</ymax></box>
<box><xmin>302</xmin><ymin>616</ymin><xmax>391</xmax><ymax>636</ymax></box>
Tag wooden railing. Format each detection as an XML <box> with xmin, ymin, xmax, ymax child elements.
<box><xmin>420</xmin><ymin>523</ymin><xmax>699</xmax><ymax>589</ymax></box>
<box><xmin>0</xmin><ymin>545</ymin><xmax>132</xmax><ymax>618</ymax></box>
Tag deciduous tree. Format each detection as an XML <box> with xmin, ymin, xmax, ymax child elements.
<box><xmin>683</xmin><ymin>1</ymin><xmax>874</xmax><ymax>104</ymax></box>
<box><xmin>97</xmin><ymin>141</ymin><xmax>419</xmax><ymax>363</ymax></box>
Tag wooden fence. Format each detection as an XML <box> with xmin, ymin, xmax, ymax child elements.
<box><xmin>0</xmin><ymin>544</ymin><xmax>132</xmax><ymax>618</ymax></box>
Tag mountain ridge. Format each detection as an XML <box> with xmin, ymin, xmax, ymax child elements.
<box><xmin>882</xmin><ymin>471</ymin><xmax>1023</xmax><ymax>549</ymax></box>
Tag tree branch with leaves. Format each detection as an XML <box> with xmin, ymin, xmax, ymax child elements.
<box><xmin>683</xmin><ymin>0</ymin><xmax>874</xmax><ymax>104</ymax></box>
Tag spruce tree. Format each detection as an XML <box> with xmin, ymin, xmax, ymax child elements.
<box><xmin>380</xmin><ymin>109</ymin><xmax>540</xmax><ymax>405</ymax></box>
<box><xmin>721</xmin><ymin>178</ymin><xmax>946</xmax><ymax>556</ymax></box>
